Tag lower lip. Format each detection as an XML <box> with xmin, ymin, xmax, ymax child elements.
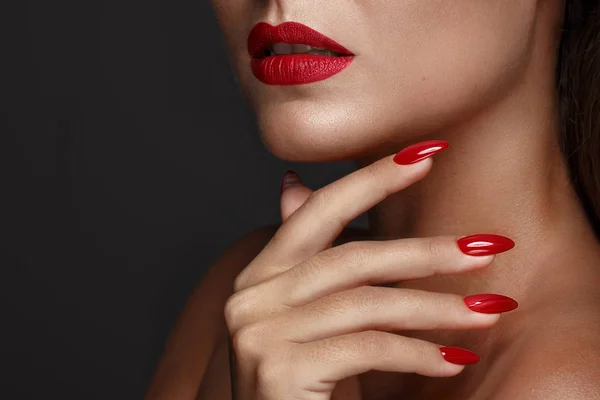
<box><xmin>251</xmin><ymin>54</ymin><xmax>354</xmax><ymax>85</ymax></box>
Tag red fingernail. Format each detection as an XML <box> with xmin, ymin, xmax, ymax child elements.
<box><xmin>457</xmin><ymin>234</ymin><xmax>515</xmax><ymax>256</ymax></box>
<box><xmin>281</xmin><ymin>170</ymin><xmax>302</xmax><ymax>194</ymax></box>
<box><xmin>440</xmin><ymin>347</ymin><xmax>480</xmax><ymax>365</ymax></box>
<box><xmin>464</xmin><ymin>294</ymin><xmax>518</xmax><ymax>314</ymax></box>
<box><xmin>393</xmin><ymin>140</ymin><xmax>449</xmax><ymax>165</ymax></box>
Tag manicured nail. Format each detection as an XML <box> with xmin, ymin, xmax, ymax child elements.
<box><xmin>457</xmin><ymin>234</ymin><xmax>515</xmax><ymax>256</ymax></box>
<box><xmin>440</xmin><ymin>347</ymin><xmax>480</xmax><ymax>365</ymax></box>
<box><xmin>281</xmin><ymin>170</ymin><xmax>302</xmax><ymax>194</ymax></box>
<box><xmin>464</xmin><ymin>294</ymin><xmax>518</xmax><ymax>314</ymax></box>
<box><xmin>393</xmin><ymin>140</ymin><xmax>449</xmax><ymax>165</ymax></box>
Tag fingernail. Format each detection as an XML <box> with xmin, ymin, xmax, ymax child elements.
<box><xmin>281</xmin><ymin>170</ymin><xmax>302</xmax><ymax>194</ymax></box>
<box><xmin>440</xmin><ymin>347</ymin><xmax>480</xmax><ymax>365</ymax></box>
<box><xmin>457</xmin><ymin>234</ymin><xmax>515</xmax><ymax>256</ymax></box>
<box><xmin>393</xmin><ymin>140</ymin><xmax>449</xmax><ymax>165</ymax></box>
<box><xmin>464</xmin><ymin>294</ymin><xmax>518</xmax><ymax>314</ymax></box>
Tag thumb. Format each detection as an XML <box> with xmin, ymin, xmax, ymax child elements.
<box><xmin>280</xmin><ymin>170</ymin><xmax>312</xmax><ymax>222</ymax></box>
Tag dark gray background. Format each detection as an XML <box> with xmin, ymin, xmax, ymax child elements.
<box><xmin>3</xmin><ymin>1</ymin><xmax>365</xmax><ymax>398</ymax></box>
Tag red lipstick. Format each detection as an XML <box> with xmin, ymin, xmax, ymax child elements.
<box><xmin>247</xmin><ymin>22</ymin><xmax>354</xmax><ymax>85</ymax></box>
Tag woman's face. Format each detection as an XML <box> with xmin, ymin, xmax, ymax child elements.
<box><xmin>211</xmin><ymin>1</ymin><xmax>540</xmax><ymax>161</ymax></box>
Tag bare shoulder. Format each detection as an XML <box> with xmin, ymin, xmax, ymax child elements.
<box><xmin>145</xmin><ymin>224</ymin><xmax>279</xmax><ymax>400</ymax></box>
<box><xmin>488</xmin><ymin>304</ymin><xmax>600</xmax><ymax>400</ymax></box>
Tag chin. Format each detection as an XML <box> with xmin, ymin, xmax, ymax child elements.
<box><xmin>251</xmin><ymin>88</ymin><xmax>473</xmax><ymax>163</ymax></box>
<box><xmin>253</xmin><ymin>98</ymin><xmax>395</xmax><ymax>162</ymax></box>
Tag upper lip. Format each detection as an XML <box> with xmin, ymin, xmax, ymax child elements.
<box><xmin>247</xmin><ymin>21</ymin><xmax>353</xmax><ymax>59</ymax></box>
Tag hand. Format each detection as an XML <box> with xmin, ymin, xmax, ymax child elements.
<box><xmin>224</xmin><ymin>140</ymin><xmax>517</xmax><ymax>400</ymax></box>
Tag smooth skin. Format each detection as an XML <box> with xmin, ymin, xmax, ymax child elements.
<box><xmin>225</xmin><ymin>156</ymin><xmax>502</xmax><ymax>400</ymax></box>
<box><xmin>146</xmin><ymin>0</ymin><xmax>600</xmax><ymax>398</ymax></box>
<box><xmin>147</xmin><ymin>151</ymin><xmax>600</xmax><ymax>400</ymax></box>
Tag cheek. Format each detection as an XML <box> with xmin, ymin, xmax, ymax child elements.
<box><xmin>210</xmin><ymin>0</ymin><xmax>536</xmax><ymax>162</ymax></box>
<box><xmin>365</xmin><ymin>0</ymin><xmax>535</xmax><ymax>124</ymax></box>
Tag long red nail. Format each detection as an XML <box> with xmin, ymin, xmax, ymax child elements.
<box><xmin>457</xmin><ymin>234</ymin><xmax>515</xmax><ymax>256</ymax></box>
<box><xmin>393</xmin><ymin>140</ymin><xmax>449</xmax><ymax>165</ymax></box>
<box><xmin>281</xmin><ymin>170</ymin><xmax>302</xmax><ymax>194</ymax></box>
<box><xmin>440</xmin><ymin>347</ymin><xmax>480</xmax><ymax>365</ymax></box>
<box><xmin>464</xmin><ymin>294</ymin><xmax>518</xmax><ymax>314</ymax></box>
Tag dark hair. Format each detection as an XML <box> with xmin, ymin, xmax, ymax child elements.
<box><xmin>558</xmin><ymin>0</ymin><xmax>600</xmax><ymax>238</ymax></box>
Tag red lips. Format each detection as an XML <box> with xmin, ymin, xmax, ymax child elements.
<box><xmin>247</xmin><ymin>22</ymin><xmax>354</xmax><ymax>85</ymax></box>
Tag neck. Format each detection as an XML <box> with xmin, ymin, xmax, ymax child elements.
<box><xmin>354</xmin><ymin>50</ymin><xmax>600</xmax><ymax>311</ymax></box>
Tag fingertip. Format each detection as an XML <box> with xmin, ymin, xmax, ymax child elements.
<box><xmin>280</xmin><ymin>170</ymin><xmax>303</xmax><ymax>195</ymax></box>
<box><xmin>439</xmin><ymin>346</ymin><xmax>480</xmax><ymax>367</ymax></box>
<box><xmin>394</xmin><ymin>156</ymin><xmax>434</xmax><ymax>184</ymax></box>
<box><xmin>415</xmin><ymin>156</ymin><xmax>434</xmax><ymax>173</ymax></box>
<box><xmin>443</xmin><ymin>363</ymin><xmax>467</xmax><ymax>377</ymax></box>
<box><xmin>457</xmin><ymin>234</ymin><xmax>516</xmax><ymax>256</ymax></box>
<box><xmin>426</xmin><ymin>357</ymin><xmax>466</xmax><ymax>377</ymax></box>
<box><xmin>466</xmin><ymin>311</ymin><xmax>502</xmax><ymax>328</ymax></box>
<box><xmin>393</xmin><ymin>140</ymin><xmax>449</xmax><ymax>165</ymax></box>
<box><xmin>280</xmin><ymin>183</ymin><xmax>313</xmax><ymax>222</ymax></box>
<box><xmin>460</xmin><ymin>254</ymin><xmax>495</xmax><ymax>271</ymax></box>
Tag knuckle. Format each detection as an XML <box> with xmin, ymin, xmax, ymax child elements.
<box><xmin>224</xmin><ymin>290</ymin><xmax>254</xmax><ymax>332</ymax></box>
<box><xmin>232</xmin><ymin>273</ymin><xmax>247</xmax><ymax>293</ymax></box>
<box><xmin>233</xmin><ymin>264</ymin><xmax>263</xmax><ymax>293</ymax></box>
<box><xmin>303</xmin><ymin>242</ymin><xmax>374</xmax><ymax>286</ymax></box>
<box><xmin>322</xmin><ymin>286</ymin><xmax>383</xmax><ymax>316</ymax></box>
<box><xmin>256</xmin><ymin>354</ymin><xmax>289</xmax><ymax>393</ymax></box>
<box><xmin>307</xmin><ymin>293</ymin><xmax>344</xmax><ymax>319</ymax></box>
<box><xmin>424</xmin><ymin>237</ymin><xmax>445</xmax><ymax>259</ymax></box>
<box><xmin>294</xmin><ymin>242</ymin><xmax>371</xmax><ymax>284</ymax></box>
<box><xmin>301</xmin><ymin>251</ymin><xmax>332</xmax><ymax>277</ymax></box>
<box><xmin>313</xmin><ymin>241</ymin><xmax>366</xmax><ymax>269</ymax></box>
<box><xmin>356</xmin><ymin>331</ymin><xmax>392</xmax><ymax>360</ymax></box>
<box><xmin>305</xmin><ymin>189</ymin><xmax>342</xmax><ymax>227</ymax></box>
<box><xmin>401</xmin><ymin>289</ymin><xmax>427</xmax><ymax>315</ymax></box>
<box><xmin>414</xmin><ymin>235</ymin><xmax>454</xmax><ymax>262</ymax></box>
<box><xmin>352</xmin><ymin>285</ymin><xmax>386</xmax><ymax>310</ymax></box>
<box><xmin>364</xmin><ymin>157</ymin><xmax>385</xmax><ymax>178</ymax></box>
<box><xmin>224</xmin><ymin>293</ymin><xmax>243</xmax><ymax>330</ymax></box>
<box><xmin>335</xmin><ymin>241</ymin><xmax>372</xmax><ymax>265</ymax></box>
<box><xmin>231</xmin><ymin>323</ymin><xmax>266</xmax><ymax>359</ymax></box>
<box><xmin>305</xmin><ymin>188</ymin><xmax>329</xmax><ymax>210</ymax></box>
<box><xmin>362</xmin><ymin>161</ymin><xmax>379</xmax><ymax>181</ymax></box>
<box><xmin>363</xmin><ymin>161</ymin><xmax>388</xmax><ymax>194</ymax></box>
<box><xmin>413</xmin><ymin>340</ymin><xmax>437</xmax><ymax>364</ymax></box>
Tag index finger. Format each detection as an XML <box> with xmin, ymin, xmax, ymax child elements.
<box><xmin>237</xmin><ymin>140</ymin><xmax>448</xmax><ymax>291</ymax></box>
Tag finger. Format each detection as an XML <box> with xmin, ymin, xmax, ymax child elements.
<box><xmin>295</xmin><ymin>331</ymin><xmax>468</xmax><ymax>383</ymax></box>
<box><xmin>264</xmin><ymin>235</ymin><xmax>498</xmax><ymax>310</ymax></box>
<box><xmin>279</xmin><ymin>287</ymin><xmax>504</xmax><ymax>343</ymax></box>
<box><xmin>238</xmin><ymin>140</ymin><xmax>448</xmax><ymax>290</ymax></box>
<box><xmin>280</xmin><ymin>171</ymin><xmax>313</xmax><ymax>222</ymax></box>
<box><xmin>229</xmin><ymin>235</ymin><xmax>511</xmax><ymax>327</ymax></box>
